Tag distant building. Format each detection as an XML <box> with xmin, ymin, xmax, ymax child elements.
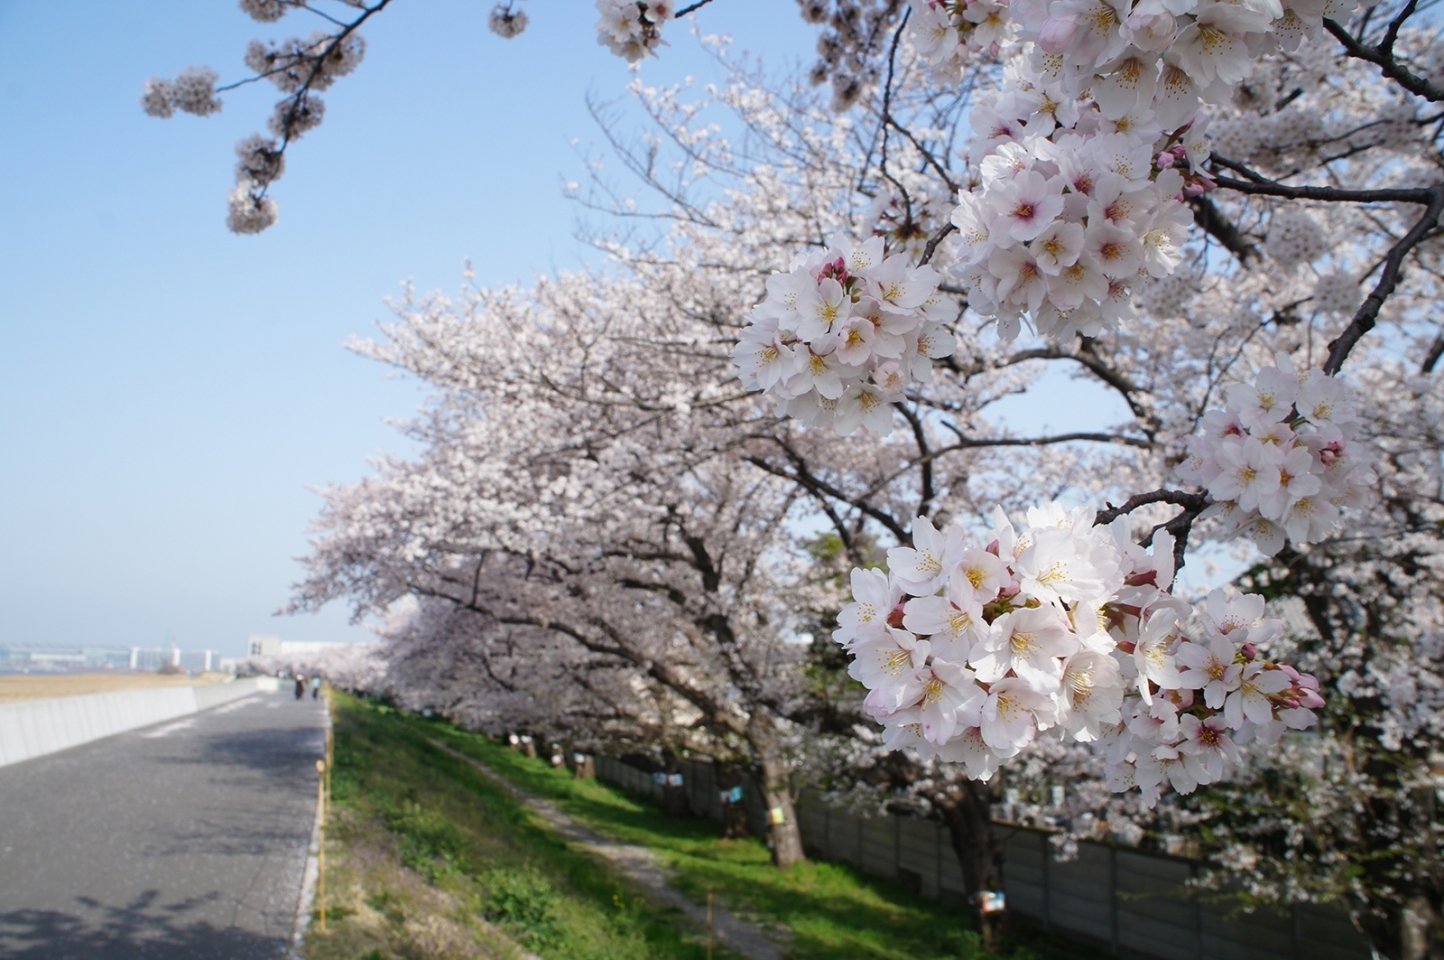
<box><xmin>0</xmin><ymin>644</ymin><xmax>218</xmax><ymax>674</ymax></box>
<box><xmin>247</xmin><ymin>635</ymin><xmax>337</xmax><ymax>658</ymax></box>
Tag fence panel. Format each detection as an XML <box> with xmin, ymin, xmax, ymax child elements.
<box><xmin>999</xmin><ymin>828</ymin><xmax>1047</xmax><ymax>920</ymax></box>
<box><xmin>1199</xmin><ymin>901</ymin><xmax>1295</xmax><ymax>960</ymax></box>
<box><xmin>1114</xmin><ymin>850</ymin><xmax>1196</xmax><ymax>960</ymax></box>
<box><xmin>861</xmin><ymin>817</ymin><xmax>897</xmax><ymax>879</ymax></box>
<box><xmin>897</xmin><ymin>816</ymin><xmax>944</xmax><ymax>900</ymax></box>
<box><xmin>1048</xmin><ymin>842</ymin><xmax>1116</xmax><ymax>943</ymax></box>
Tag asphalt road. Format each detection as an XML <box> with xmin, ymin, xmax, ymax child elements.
<box><xmin>0</xmin><ymin>688</ymin><xmax>327</xmax><ymax>959</ymax></box>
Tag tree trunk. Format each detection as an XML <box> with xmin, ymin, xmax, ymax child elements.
<box><xmin>749</xmin><ymin>717</ymin><xmax>806</xmax><ymax>869</ymax></box>
<box><xmin>716</xmin><ymin>763</ymin><xmax>752</xmax><ymax>839</ymax></box>
<box><xmin>938</xmin><ymin>780</ymin><xmax>1006</xmax><ymax>952</ymax></box>
<box><xmin>1398</xmin><ymin>894</ymin><xmax>1443</xmax><ymax>960</ymax></box>
<box><xmin>660</xmin><ymin>753</ymin><xmax>693</xmax><ymax>818</ymax></box>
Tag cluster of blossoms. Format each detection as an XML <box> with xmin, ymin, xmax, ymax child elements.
<box><xmin>911</xmin><ymin>0</ymin><xmax>1362</xmax><ymax>343</ymax></box>
<box><xmin>140</xmin><ymin>67</ymin><xmax>222</xmax><ymax>119</ymax></box>
<box><xmin>834</xmin><ymin>503</ymin><xmax>1322</xmax><ymax>804</ymax></box>
<box><xmin>952</xmin><ymin>95</ymin><xmax>1205</xmax><ymax>341</ymax></box>
<box><xmin>1178</xmin><ymin>358</ymin><xmax>1373</xmax><ymax>556</ymax></box>
<box><xmin>595</xmin><ymin>0</ymin><xmax>674</xmax><ymax>62</ymax></box>
<box><xmin>143</xmin><ymin>9</ymin><xmax>368</xmax><ymax>234</ymax></box>
<box><xmin>488</xmin><ymin>2</ymin><xmax>530</xmax><ymax>39</ymax></box>
<box><xmin>911</xmin><ymin>0</ymin><xmax>1018</xmax><ymax>69</ymax></box>
<box><xmin>733</xmin><ymin>235</ymin><xmax>952</xmax><ymax>436</ymax></box>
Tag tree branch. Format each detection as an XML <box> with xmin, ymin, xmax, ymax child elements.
<box><xmin>1323</xmin><ymin>15</ymin><xmax>1444</xmax><ymax>103</ymax></box>
<box><xmin>1324</xmin><ymin>184</ymin><xmax>1444</xmax><ymax>374</ymax></box>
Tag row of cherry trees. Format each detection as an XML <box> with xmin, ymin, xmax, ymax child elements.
<box><xmin>148</xmin><ymin>1</ymin><xmax>1444</xmax><ymax>955</ymax></box>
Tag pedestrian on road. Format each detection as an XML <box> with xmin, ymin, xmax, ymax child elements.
<box><xmin>311</xmin><ymin>676</ymin><xmax>321</xmax><ymax>699</ymax></box>
<box><xmin>294</xmin><ymin>676</ymin><xmax>305</xmax><ymax>700</ymax></box>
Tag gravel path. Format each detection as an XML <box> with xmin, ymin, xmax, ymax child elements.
<box><xmin>426</xmin><ymin>738</ymin><xmax>786</xmax><ymax>960</ymax></box>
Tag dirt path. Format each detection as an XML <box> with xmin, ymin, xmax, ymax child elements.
<box><xmin>426</xmin><ymin>738</ymin><xmax>785</xmax><ymax>960</ymax></box>
<box><xmin>0</xmin><ymin>671</ymin><xmax>229</xmax><ymax>703</ymax></box>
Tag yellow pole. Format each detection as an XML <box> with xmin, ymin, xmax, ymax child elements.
<box><xmin>324</xmin><ymin>685</ymin><xmax>334</xmax><ymax>818</ymax></box>
<box><xmin>316</xmin><ymin>759</ymin><xmax>326</xmax><ymax>933</ymax></box>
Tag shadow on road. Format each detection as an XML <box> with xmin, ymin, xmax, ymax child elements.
<box><xmin>152</xmin><ymin>724</ymin><xmax>326</xmax><ymax>777</ymax></box>
<box><xmin>0</xmin><ymin>889</ymin><xmax>286</xmax><ymax>959</ymax></box>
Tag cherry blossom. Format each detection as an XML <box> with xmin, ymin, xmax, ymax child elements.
<box><xmin>834</xmin><ymin>503</ymin><xmax>1321</xmax><ymax>803</ymax></box>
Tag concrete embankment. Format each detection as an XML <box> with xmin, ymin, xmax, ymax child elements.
<box><xmin>0</xmin><ymin>675</ymin><xmax>281</xmax><ymax>767</ymax></box>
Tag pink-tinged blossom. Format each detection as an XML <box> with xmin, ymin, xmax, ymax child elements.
<box><xmin>1138</xmin><ymin>746</ymin><xmax>1200</xmax><ymax>794</ymax></box>
<box><xmin>1178</xmin><ymin>714</ymin><xmax>1238</xmax><ymax>782</ymax></box>
<box><xmin>1058</xmin><ymin>650</ymin><xmax>1125</xmax><ymax>739</ymax></box>
<box><xmin>1207</xmin><ymin>437</ymin><xmax>1282</xmax><ymax>512</ymax></box>
<box><xmin>1133</xmin><ymin>608</ymin><xmax>1184</xmax><ymax>702</ymax></box>
<box><xmin>1031</xmin><ymin>220</ymin><xmax>1086</xmax><ymax>274</ymax></box>
<box><xmin>1258</xmin><ymin>445</ymin><xmax>1322</xmax><ymax>519</ymax></box>
<box><xmin>733</xmin><ymin>319</ymin><xmax>799</xmax><ymax>392</ymax></box>
<box><xmin>849</xmin><ymin>627</ymin><xmax>928</xmax><ymax>689</ymax></box>
<box><xmin>1172</xmin><ymin>4</ymin><xmax>1266</xmax><ymax>84</ymax></box>
<box><xmin>889</xmin><ymin>515</ymin><xmax>966</xmax><ymax>595</ymax></box>
<box><xmin>989</xmin><ymin>246</ymin><xmax>1051</xmax><ymax>312</ymax></box>
<box><xmin>1083</xmin><ymin>220</ymin><xmax>1146</xmax><ymax>279</ymax></box>
<box><xmin>917</xmin><ymin>660</ymin><xmax>987</xmax><ymax>744</ymax></box>
<box><xmin>904</xmin><ymin>594</ymin><xmax>989</xmax><ymax>661</ymax></box>
<box><xmin>1226</xmin><ymin>365</ymin><xmax>1299</xmax><ymax>430</ymax></box>
<box><xmin>1225</xmin><ymin>663</ymin><xmax>1292</xmax><ymax>729</ymax></box>
<box><xmin>834</xmin><ymin>383</ymin><xmax>896</xmax><ymax>436</ymax></box>
<box><xmin>796</xmin><ymin>277</ymin><xmax>852</xmax><ymax>341</ymax></box>
<box><xmin>971</xmin><ymin>606</ymin><xmax>1079</xmax><ymax>689</ymax></box>
<box><xmin>952</xmin><ymin>547</ymin><xmax>1011</xmax><ymax>603</ymax></box>
<box><xmin>980</xmin><ymin>677</ymin><xmax>1054</xmax><ymax>756</ymax></box>
<box><xmin>835</xmin><ymin>567</ymin><xmax>900</xmax><ymax>647</ymax></box>
<box><xmin>1175</xmin><ymin>634</ymin><xmax>1242</xmax><ymax>708</ymax></box>
<box><xmin>990</xmin><ymin>170</ymin><xmax>1067</xmax><ymax>244</ymax></box>
<box><xmin>832</xmin><ymin>505</ymin><xmax>1321</xmax><ymax>805</ymax></box>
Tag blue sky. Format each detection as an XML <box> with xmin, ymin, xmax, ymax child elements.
<box><xmin>0</xmin><ymin>1</ymin><xmax>821</xmax><ymax>656</ymax></box>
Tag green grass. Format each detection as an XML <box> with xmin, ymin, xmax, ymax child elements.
<box><xmin>304</xmin><ymin>694</ymin><xmax>729</xmax><ymax>960</ymax></box>
<box><xmin>416</xmin><ymin>713</ymin><xmax>1100</xmax><ymax>960</ymax></box>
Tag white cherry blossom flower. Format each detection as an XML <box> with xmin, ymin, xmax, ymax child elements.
<box><xmin>1175</xmin><ymin>634</ymin><xmax>1242</xmax><ymax>708</ymax></box>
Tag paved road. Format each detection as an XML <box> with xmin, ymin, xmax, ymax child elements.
<box><xmin>0</xmin><ymin>689</ymin><xmax>327</xmax><ymax>959</ymax></box>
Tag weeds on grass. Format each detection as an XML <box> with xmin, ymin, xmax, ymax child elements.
<box><xmin>480</xmin><ymin>865</ymin><xmax>561</xmax><ymax>949</ymax></box>
<box><xmin>384</xmin><ymin>801</ymin><xmax>470</xmax><ymax>880</ymax></box>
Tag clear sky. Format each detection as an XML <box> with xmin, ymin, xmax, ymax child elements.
<box><xmin>0</xmin><ymin>0</ymin><xmax>822</xmax><ymax>656</ymax></box>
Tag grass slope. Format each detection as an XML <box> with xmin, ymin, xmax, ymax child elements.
<box><xmin>315</xmin><ymin>693</ymin><xmax>1105</xmax><ymax>960</ymax></box>
<box><xmin>303</xmin><ymin>694</ymin><xmax>725</xmax><ymax>960</ymax></box>
<box><xmin>420</xmin><ymin>715</ymin><xmax>1093</xmax><ymax>960</ymax></box>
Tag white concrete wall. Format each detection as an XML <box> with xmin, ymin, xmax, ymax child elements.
<box><xmin>0</xmin><ymin>676</ymin><xmax>280</xmax><ymax>768</ymax></box>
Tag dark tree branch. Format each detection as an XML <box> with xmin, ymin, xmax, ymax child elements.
<box><xmin>919</xmin><ymin>221</ymin><xmax>957</xmax><ymax>266</ymax></box>
<box><xmin>1324</xmin><ymin>184</ymin><xmax>1444</xmax><ymax>374</ymax></box>
<box><xmin>1095</xmin><ymin>489</ymin><xmax>1210</xmax><ymax>527</ymax></box>
<box><xmin>1190</xmin><ymin>194</ymin><xmax>1258</xmax><ymax>264</ymax></box>
<box><xmin>1323</xmin><ymin>15</ymin><xmax>1444</xmax><ymax>103</ymax></box>
<box><xmin>1210</xmin><ymin>157</ymin><xmax>1440</xmax><ymax>205</ymax></box>
<box><xmin>1095</xmin><ymin>490</ymin><xmax>1211</xmax><ymax>576</ymax></box>
<box><xmin>1422</xmin><ymin>330</ymin><xmax>1444</xmax><ymax>373</ymax></box>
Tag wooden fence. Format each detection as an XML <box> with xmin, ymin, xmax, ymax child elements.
<box><xmin>592</xmin><ymin>755</ymin><xmax>1371</xmax><ymax>960</ymax></box>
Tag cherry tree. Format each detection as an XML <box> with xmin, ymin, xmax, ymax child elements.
<box><xmin>141</xmin><ymin>0</ymin><xmax>1444</xmax><ymax>950</ymax></box>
